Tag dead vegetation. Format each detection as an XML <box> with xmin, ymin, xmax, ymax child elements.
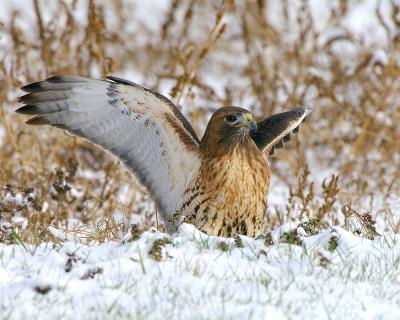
<box><xmin>0</xmin><ymin>1</ymin><xmax>399</xmax><ymax>244</ymax></box>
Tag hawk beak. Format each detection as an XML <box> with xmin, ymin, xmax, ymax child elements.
<box><xmin>236</xmin><ymin>114</ymin><xmax>257</xmax><ymax>130</ymax></box>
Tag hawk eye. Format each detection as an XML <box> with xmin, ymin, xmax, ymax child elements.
<box><xmin>225</xmin><ymin>115</ymin><xmax>237</xmax><ymax>123</ymax></box>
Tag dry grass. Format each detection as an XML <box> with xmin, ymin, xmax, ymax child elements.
<box><xmin>0</xmin><ymin>0</ymin><xmax>399</xmax><ymax>244</ymax></box>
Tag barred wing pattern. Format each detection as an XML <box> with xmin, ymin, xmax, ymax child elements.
<box><xmin>18</xmin><ymin>76</ymin><xmax>201</xmax><ymax>228</ymax></box>
<box><xmin>250</xmin><ymin>107</ymin><xmax>311</xmax><ymax>154</ymax></box>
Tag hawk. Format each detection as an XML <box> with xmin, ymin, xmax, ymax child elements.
<box><xmin>17</xmin><ymin>76</ymin><xmax>310</xmax><ymax>237</ymax></box>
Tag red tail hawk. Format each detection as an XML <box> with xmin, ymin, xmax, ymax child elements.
<box><xmin>17</xmin><ymin>76</ymin><xmax>310</xmax><ymax>237</ymax></box>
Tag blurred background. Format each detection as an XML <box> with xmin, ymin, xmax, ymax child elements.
<box><xmin>0</xmin><ymin>0</ymin><xmax>399</xmax><ymax>243</ymax></box>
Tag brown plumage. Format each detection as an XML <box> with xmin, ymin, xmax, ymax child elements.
<box><xmin>17</xmin><ymin>76</ymin><xmax>310</xmax><ymax>237</ymax></box>
<box><xmin>181</xmin><ymin>108</ymin><xmax>270</xmax><ymax>237</ymax></box>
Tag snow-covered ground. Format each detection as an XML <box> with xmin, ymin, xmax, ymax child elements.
<box><xmin>1</xmin><ymin>223</ymin><xmax>399</xmax><ymax>320</ymax></box>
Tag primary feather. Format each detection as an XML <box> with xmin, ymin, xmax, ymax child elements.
<box><xmin>251</xmin><ymin>107</ymin><xmax>311</xmax><ymax>153</ymax></box>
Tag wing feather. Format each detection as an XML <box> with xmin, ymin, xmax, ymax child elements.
<box><xmin>250</xmin><ymin>107</ymin><xmax>311</xmax><ymax>153</ymax></box>
<box><xmin>18</xmin><ymin>75</ymin><xmax>201</xmax><ymax>231</ymax></box>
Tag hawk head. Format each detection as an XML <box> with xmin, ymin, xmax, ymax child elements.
<box><xmin>200</xmin><ymin>107</ymin><xmax>257</xmax><ymax>156</ymax></box>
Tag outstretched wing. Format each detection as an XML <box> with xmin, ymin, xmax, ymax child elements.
<box><xmin>17</xmin><ymin>75</ymin><xmax>201</xmax><ymax>227</ymax></box>
<box><xmin>250</xmin><ymin>107</ymin><xmax>311</xmax><ymax>155</ymax></box>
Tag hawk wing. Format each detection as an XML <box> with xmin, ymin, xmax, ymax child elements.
<box><xmin>17</xmin><ymin>76</ymin><xmax>201</xmax><ymax>228</ymax></box>
<box><xmin>250</xmin><ymin>107</ymin><xmax>311</xmax><ymax>155</ymax></box>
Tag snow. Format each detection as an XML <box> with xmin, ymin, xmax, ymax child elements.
<box><xmin>1</xmin><ymin>223</ymin><xmax>399</xmax><ymax>319</ymax></box>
